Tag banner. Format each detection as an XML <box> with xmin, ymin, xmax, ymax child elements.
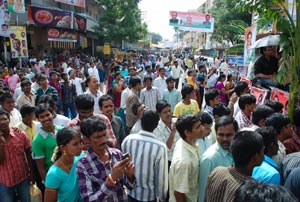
<box><xmin>55</xmin><ymin>0</ymin><xmax>85</xmax><ymax>8</ymax></box>
<box><xmin>9</xmin><ymin>26</ymin><xmax>28</xmax><ymax>58</ymax></box>
<box><xmin>244</xmin><ymin>25</ymin><xmax>257</xmax><ymax>66</ymax></box>
<box><xmin>252</xmin><ymin>86</ymin><xmax>269</xmax><ymax>106</ymax></box>
<box><xmin>28</xmin><ymin>6</ymin><xmax>86</xmax><ymax>32</ymax></box>
<box><xmin>8</xmin><ymin>0</ymin><xmax>25</xmax><ymax>13</ymax></box>
<box><xmin>0</xmin><ymin>1</ymin><xmax>10</xmax><ymax>37</ymax></box>
<box><xmin>48</xmin><ymin>28</ymin><xmax>77</xmax><ymax>42</ymax></box>
<box><xmin>270</xmin><ymin>87</ymin><xmax>289</xmax><ymax>114</ymax></box>
<box><xmin>169</xmin><ymin>11</ymin><xmax>214</xmax><ymax>33</ymax></box>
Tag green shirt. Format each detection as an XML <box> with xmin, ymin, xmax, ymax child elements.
<box><xmin>32</xmin><ymin>125</ymin><xmax>63</xmax><ymax>170</ymax></box>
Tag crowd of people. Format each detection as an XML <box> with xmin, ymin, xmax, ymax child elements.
<box><xmin>0</xmin><ymin>51</ymin><xmax>299</xmax><ymax>202</ymax></box>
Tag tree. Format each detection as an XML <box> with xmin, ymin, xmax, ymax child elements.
<box><xmin>210</xmin><ymin>0</ymin><xmax>252</xmax><ymax>45</ymax></box>
<box><xmin>94</xmin><ymin>0</ymin><xmax>147</xmax><ymax>44</ymax></box>
<box><xmin>236</xmin><ymin>0</ymin><xmax>300</xmax><ymax>120</ymax></box>
<box><xmin>149</xmin><ymin>32</ymin><xmax>162</xmax><ymax>44</ymax></box>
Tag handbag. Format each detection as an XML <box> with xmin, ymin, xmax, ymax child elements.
<box><xmin>30</xmin><ymin>184</ymin><xmax>42</xmax><ymax>202</ymax></box>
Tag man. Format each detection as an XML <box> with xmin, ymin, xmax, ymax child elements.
<box><xmin>203</xmin><ymin>89</ymin><xmax>220</xmax><ymax>119</ymax></box>
<box><xmin>120</xmin><ymin>61</ymin><xmax>129</xmax><ymax>78</ymax></box>
<box><xmin>196</xmin><ymin>63</ymin><xmax>207</xmax><ymax>108</ymax></box>
<box><xmin>16</xmin><ymin>79</ymin><xmax>36</xmax><ymax>108</ymax></box>
<box><xmin>85</xmin><ymin>75</ymin><xmax>103</xmax><ymax>114</ymax></box>
<box><xmin>266</xmin><ymin>113</ymin><xmax>292</xmax><ymax>165</ymax></box>
<box><xmin>170</xmin><ymin>61</ymin><xmax>181</xmax><ymax>89</ymax></box>
<box><xmin>142</xmin><ymin>65</ymin><xmax>155</xmax><ymax>83</ymax></box>
<box><xmin>254</xmin><ymin>46</ymin><xmax>279</xmax><ymax>87</ymax></box>
<box><xmin>17</xmin><ymin>104</ymin><xmax>37</xmax><ymax>142</ymax></box>
<box><xmin>173</xmin><ymin>84</ymin><xmax>200</xmax><ymax>117</ymax></box>
<box><xmin>49</xmin><ymin>71</ymin><xmax>62</xmax><ymax>113</ymax></box>
<box><xmin>235</xmin><ymin>94</ymin><xmax>256</xmax><ymax>129</ymax></box>
<box><xmin>153</xmin><ymin>100</ymin><xmax>180</xmax><ymax>166</ymax></box>
<box><xmin>204</xmin><ymin>130</ymin><xmax>265</xmax><ymax>202</ymax></box>
<box><xmin>76</xmin><ymin>116</ymin><xmax>135</xmax><ymax>201</ymax></box>
<box><xmin>233</xmin><ymin>81</ymin><xmax>251</xmax><ymax>117</ymax></box>
<box><xmin>253</xmin><ymin>126</ymin><xmax>280</xmax><ymax>184</ymax></box>
<box><xmin>68</xmin><ymin>94</ymin><xmax>116</xmax><ymax>147</ymax></box>
<box><xmin>32</xmin><ymin>103</ymin><xmax>63</xmax><ymax>198</ymax></box>
<box><xmin>169</xmin><ymin>11</ymin><xmax>179</xmax><ymax>24</ymax></box>
<box><xmin>125</xmin><ymin>76</ymin><xmax>142</xmax><ymax>131</ymax></box>
<box><xmin>124</xmin><ymin>67</ymin><xmax>138</xmax><ymax>86</ymax></box>
<box><xmin>162</xmin><ymin>77</ymin><xmax>181</xmax><ymax>112</ymax></box>
<box><xmin>203</xmin><ymin>14</ymin><xmax>211</xmax><ymax>25</ymax></box>
<box><xmin>198</xmin><ymin>116</ymin><xmax>238</xmax><ymax>202</ymax></box>
<box><xmin>196</xmin><ymin>111</ymin><xmax>214</xmax><ymax>156</ymax></box>
<box><xmin>0</xmin><ymin>109</ymin><xmax>34</xmax><ymax>202</ymax></box>
<box><xmin>99</xmin><ymin>94</ymin><xmax>125</xmax><ymax>149</ymax></box>
<box><xmin>140</xmin><ymin>76</ymin><xmax>160</xmax><ymax>111</ymax></box>
<box><xmin>153</xmin><ymin>67</ymin><xmax>167</xmax><ymax>99</ymax></box>
<box><xmin>243</xmin><ymin>105</ymin><xmax>274</xmax><ymax>131</ymax></box>
<box><xmin>283</xmin><ymin>107</ymin><xmax>300</xmax><ymax>154</ymax></box>
<box><xmin>35</xmin><ymin>74</ymin><xmax>58</xmax><ymax>104</ymax></box>
<box><xmin>87</xmin><ymin>61</ymin><xmax>100</xmax><ymax>82</ymax></box>
<box><xmin>0</xmin><ymin>92</ymin><xmax>22</xmax><ymax>128</ymax></box>
<box><xmin>169</xmin><ymin>115</ymin><xmax>203</xmax><ymax>202</ymax></box>
<box><xmin>122</xmin><ymin>110</ymin><xmax>168</xmax><ymax>202</ymax></box>
<box><xmin>7</xmin><ymin>67</ymin><xmax>19</xmax><ymax>92</ymax></box>
<box><xmin>130</xmin><ymin>102</ymin><xmax>146</xmax><ymax>134</ymax></box>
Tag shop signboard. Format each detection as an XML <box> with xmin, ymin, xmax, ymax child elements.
<box><xmin>54</xmin><ymin>0</ymin><xmax>85</xmax><ymax>8</ymax></box>
<box><xmin>9</xmin><ymin>26</ymin><xmax>28</xmax><ymax>58</ymax></box>
<box><xmin>73</xmin><ymin>12</ymin><xmax>86</xmax><ymax>32</ymax></box>
<box><xmin>47</xmin><ymin>28</ymin><xmax>77</xmax><ymax>42</ymax></box>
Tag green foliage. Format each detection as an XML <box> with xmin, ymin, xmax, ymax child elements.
<box><xmin>210</xmin><ymin>0</ymin><xmax>252</xmax><ymax>44</ymax></box>
<box><xmin>149</xmin><ymin>32</ymin><xmax>162</xmax><ymax>44</ymax></box>
<box><xmin>94</xmin><ymin>0</ymin><xmax>147</xmax><ymax>44</ymax></box>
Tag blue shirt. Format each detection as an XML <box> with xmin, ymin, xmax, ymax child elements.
<box><xmin>120</xmin><ymin>68</ymin><xmax>128</xmax><ymax>78</ymax></box>
<box><xmin>162</xmin><ymin>88</ymin><xmax>181</xmax><ymax>112</ymax></box>
<box><xmin>252</xmin><ymin>155</ymin><xmax>280</xmax><ymax>185</ymax></box>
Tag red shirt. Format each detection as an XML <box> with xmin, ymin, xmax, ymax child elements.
<box><xmin>284</xmin><ymin>133</ymin><xmax>300</xmax><ymax>154</ymax></box>
<box><xmin>0</xmin><ymin>128</ymin><xmax>31</xmax><ymax>187</ymax></box>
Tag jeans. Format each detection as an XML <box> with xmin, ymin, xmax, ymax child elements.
<box><xmin>63</xmin><ymin>102</ymin><xmax>77</xmax><ymax>119</ymax></box>
<box><xmin>253</xmin><ymin>77</ymin><xmax>278</xmax><ymax>87</ymax></box>
<box><xmin>0</xmin><ymin>179</ymin><xmax>30</xmax><ymax>202</ymax></box>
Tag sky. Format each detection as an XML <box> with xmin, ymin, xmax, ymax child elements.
<box><xmin>139</xmin><ymin>0</ymin><xmax>205</xmax><ymax>41</ymax></box>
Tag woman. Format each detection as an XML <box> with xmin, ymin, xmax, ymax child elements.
<box><xmin>45</xmin><ymin>127</ymin><xmax>83</xmax><ymax>202</ymax></box>
<box><xmin>225</xmin><ymin>73</ymin><xmax>235</xmax><ymax>100</ymax></box>
<box><xmin>215</xmin><ymin>73</ymin><xmax>234</xmax><ymax>105</ymax></box>
<box><xmin>112</xmin><ymin>71</ymin><xmax>125</xmax><ymax>112</ymax></box>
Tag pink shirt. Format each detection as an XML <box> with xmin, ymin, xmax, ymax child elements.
<box><xmin>7</xmin><ymin>74</ymin><xmax>19</xmax><ymax>92</ymax></box>
<box><xmin>216</xmin><ymin>81</ymin><xmax>227</xmax><ymax>104</ymax></box>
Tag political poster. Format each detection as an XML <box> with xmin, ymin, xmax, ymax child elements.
<box><xmin>270</xmin><ymin>87</ymin><xmax>289</xmax><ymax>114</ymax></box>
<box><xmin>7</xmin><ymin>0</ymin><xmax>25</xmax><ymax>13</ymax></box>
<box><xmin>244</xmin><ymin>25</ymin><xmax>257</xmax><ymax>66</ymax></box>
<box><xmin>240</xmin><ymin>76</ymin><xmax>253</xmax><ymax>90</ymax></box>
<box><xmin>9</xmin><ymin>26</ymin><xmax>28</xmax><ymax>58</ymax></box>
<box><xmin>252</xmin><ymin>86</ymin><xmax>269</xmax><ymax>106</ymax></box>
<box><xmin>0</xmin><ymin>0</ymin><xmax>10</xmax><ymax>37</ymax></box>
<box><xmin>55</xmin><ymin>0</ymin><xmax>85</xmax><ymax>8</ymax></box>
<box><xmin>169</xmin><ymin>11</ymin><xmax>214</xmax><ymax>33</ymax></box>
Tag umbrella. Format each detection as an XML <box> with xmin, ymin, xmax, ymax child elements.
<box><xmin>250</xmin><ymin>35</ymin><xmax>280</xmax><ymax>49</ymax></box>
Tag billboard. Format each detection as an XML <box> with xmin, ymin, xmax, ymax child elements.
<box><xmin>0</xmin><ymin>0</ymin><xmax>11</xmax><ymax>37</ymax></box>
<box><xmin>48</xmin><ymin>28</ymin><xmax>77</xmax><ymax>42</ymax></box>
<box><xmin>55</xmin><ymin>0</ymin><xmax>85</xmax><ymax>8</ymax></box>
<box><xmin>8</xmin><ymin>0</ymin><xmax>25</xmax><ymax>13</ymax></box>
<box><xmin>9</xmin><ymin>26</ymin><xmax>28</xmax><ymax>58</ymax></box>
<box><xmin>244</xmin><ymin>25</ymin><xmax>257</xmax><ymax>65</ymax></box>
<box><xmin>169</xmin><ymin>11</ymin><xmax>214</xmax><ymax>33</ymax></box>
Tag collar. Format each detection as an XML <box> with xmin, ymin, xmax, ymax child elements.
<box><xmin>216</xmin><ymin>143</ymin><xmax>232</xmax><ymax>158</ymax></box>
<box><xmin>139</xmin><ymin>130</ymin><xmax>156</xmax><ymax>139</ymax></box>
<box><xmin>88</xmin><ymin>146</ymin><xmax>118</xmax><ymax>161</ymax></box>
<box><xmin>19</xmin><ymin>122</ymin><xmax>30</xmax><ymax>131</ymax></box>
<box><xmin>181</xmin><ymin>138</ymin><xmax>199</xmax><ymax>156</ymax></box>
<box><xmin>39</xmin><ymin>125</ymin><xmax>60</xmax><ymax>139</ymax></box>
<box><xmin>264</xmin><ymin>155</ymin><xmax>279</xmax><ymax>169</ymax></box>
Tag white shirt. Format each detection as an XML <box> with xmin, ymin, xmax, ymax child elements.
<box><xmin>120</xmin><ymin>87</ymin><xmax>131</xmax><ymax>110</ymax></box>
<box><xmin>70</xmin><ymin>77</ymin><xmax>85</xmax><ymax>95</ymax></box>
<box><xmin>36</xmin><ymin>114</ymin><xmax>70</xmax><ymax>133</ymax></box>
<box><xmin>171</xmin><ymin>65</ymin><xmax>182</xmax><ymax>79</ymax></box>
<box><xmin>153</xmin><ymin>76</ymin><xmax>167</xmax><ymax>99</ymax></box>
<box><xmin>84</xmin><ymin>88</ymin><xmax>103</xmax><ymax>114</ymax></box>
<box><xmin>9</xmin><ymin>108</ymin><xmax>22</xmax><ymax>128</ymax></box>
<box><xmin>206</xmin><ymin>73</ymin><xmax>218</xmax><ymax>88</ymax></box>
<box><xmin>140</xmin><ymin>87</ymin><xmax>160</xmax><ymax>111</ymax></box>
<box><xmin>88</xmin><ymin>66</ymin><xmax>100</xmax><ymax>82</ymax></box>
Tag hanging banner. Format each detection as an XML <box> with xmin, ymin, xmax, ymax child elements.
<box><xmin>73</xmin><ymin>13</ymin><xmax>86</xmax><ymax>32</ymax></box>
<box><xmin>54</xmin><ymin>0</ymin><xmax>85</xmax><ymax>8</ymax></box>
<box><xmin>47</xmin><ymin>28</ymin><xmax>77</xmax><ymax>42</ymax></box>
<box><xmin>8</xmin><ymin>0</ymin><xmax>25</xmax><ymax>13</ymax></box>
<box><xmin>270</xmin><ymin>87</ymin><xmax>289</xmax><ymax>114</ymax></box>
<box><xmin>169</xmin><ymin>11</ymin><xmax>214</xmax><ymax>33</ymax></box>
<box><xmin>9</xmin><ymin>26</ymin><xmax>28</xmax><ymax>58</ymax></box>
<box><xmin>244</xmin><ymin>25</ymin><xmax>257</xmax><ymax>65</ymax></box>
<box><xmin>252</xmin><ymin>86</ymin><xmax>269</xmax><ymax>106</ymax></box>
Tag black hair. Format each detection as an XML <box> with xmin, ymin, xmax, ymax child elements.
<box><xmin>50</xmin><ymin>71</ymin><xmax>59</xmax><ymax>77</ymax></box>
<box><xmin>293</xmin><ymin>107</ymin><xmax>300</xmax><ymax>127</ymax></box>
<box><xmin>187</xmin><ymin>68</ymin><xmax>194</xmax><ymax>76</ymax></box>
<box><xmin>215</xmin><ymin>115</ymin><xmax>238</xmax><ymax>132</ymax></box>
<box><xmin>204</xmin><ymin>89</ymin><xmax>219</xmax><ymax>107</ymax></box>
<box><xmin>252</xmin><ymin>105</ymin><xmax>274</xmax><ymax>126</ymax></box>
<box><xmin>217</xmin><ymin>73</ymin><xmax>226</xmax><ymax>81</ymax></box>
<box><xmin>0</xmin><ymin>108</ymin><xmax>10</xmax><ymax>119</ymax></box>
<box><xmin>166</xmin><ymin>76</ymin><xmax>176</xmax><ymax>84</ymax></box>
<box><xmin>52</xmin><ymin>127</ymin><xmax>81</xmax><ymax>162</ymax></box>
<box><xmin>35</xmin><ymin>103</ymin><xmax>53</xmax><ymax>118</ymax></box>
<box><xmin>234</xmin><ymin>81</ymin><xmax>249</xmax><ymax>97</ymax></box>
<box><xmin>264</xmin><ymin>100</ymin><xmax>284</xmax><ymax>113</ymax></box>
<box><xmin>231</xmin><ymin>130</ymin><xmax>264</xmax><ymax>168</ymax></box>
<box><xmin>86</xmin><ymin>75</ymin><xmax>96</xmax><ymax>87</ymax></box>
<box><xmin>20</xmin><ymin>104</ymin><xmax>36</xmax><ymax>118</ymax></box>
<box><xmin>181</xmin><ymin>84</ymin><xmax>194</xmax><ymax>99</ymax></box>
<box><xmin>156</xmin><ymin>100</ymin><xmax>171</xmax><ymax>113</ymax></box>
<box><xmin>238</xmin><ymin>94</ymin><xmax>256</xmax><ymax>110</ymax></box>
<box><xmin>129</xmin><ymin>76</ymin><xmax>141</xmax><ymax>87</ymax></box>
<box><xmin>0</xmin><ymin>92</ymin><xmax>13</xmax><ymax>104</ymax></box>
<box><xmin>132</xmin><ymin>102</ymin><xmax>143</xmax><ymax>116</ymax></box>
<box><xmin>265</xmin><ymin>113</ymin><xmax>291</xmax><ymax>134</ymax></box>
<box><xmin>145</xmin><ymin>65</ymin><xmax>151</xmax><ymax>70</ymax></box>
<box><xmin>20</xmin><ymin>79</ymin><xmax>31</xmax><ymax>88</ymax></box>
<box><xmin>213</xmin><ymin>103</ymin><xmax>231</xmax><ymax>118</ymax></box>
<box><xmin>227</xmin><ymin>73</ymin><xmax>233</xmax><ymax>80</ymax></box>
<box><xmin>196</xmin><ymin>111</ymin><xmax>213</xmax><ymax>125</ymax></box>
<box><xmin>143</xmin><ymin>76</ymin><xmax>152</xmax><ymax>82</ymax></box>
<box><xmin>235</xmin><ymin>179</ymin><xmax>298</xmax><ymax>202</ymax></box>
<box><xmin>37</xmin><ymin>74</ymin><xmax>47</xmax><ymax>81</ymax></box>
<box><xmin>176</xmin><ymin>115</ymin><xmax>200</xmax><ymax>140</ymax></box>
<box><xmin>75</xmin><ymin>94</ymin><xmax>94</xmax><ymax>110</ymax></box>
<box><xmin>141</xmin><ymin>110</ymin><xmax>159</xmax><ymax>132</ymax></box>
<box><xmin>256</xmin><ymin>126</ymin><xmax>278</xmax><ymax>155</ymax></box>
<box><xmin>37</xmin><ymin>95</ymin><xmax>56</xmax><ymax>109</ymax></box>
<box><xmin>98</xmin><ymin>94</ymin><xmax>113</xmax><ymax>107</ymax></box>
<box><xmin>80</xmin><ymin>116</ymin><xmax>107</xmax><ymax>138</ymax></box>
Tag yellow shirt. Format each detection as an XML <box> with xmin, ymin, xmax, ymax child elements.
<box><xmin>173</xmin><ymin>100</ymin><xmax>200</xmax><ymax>117</ymax></box>
<box><xmin>186</xmin><ymin>76</ymin><xmax>198</xmax><ymax>90</ymax></box>
<box><xmin>17</xmin><ymin>121</ymin><xmax>38</xmax><ymax>142</ymax></box>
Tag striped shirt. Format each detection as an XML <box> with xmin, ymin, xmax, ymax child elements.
<box><xmin>205</xmin><ymin>166</ymin><xmax>250</xmax><ymax>202</ymax></box>
<box><xmin>281</xmin><ymin>152</ymin><xmax>300</xmax><ymax>183</ymax></box>
<box><xmin>140</xmin><ymin>87</ymin><xmax>160</xmax><ymax>111</ymax></box>
<box><xmin>121</xmin><ymin>130</ymin><xmax>168</xmax><ymax>202</ymax></box>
